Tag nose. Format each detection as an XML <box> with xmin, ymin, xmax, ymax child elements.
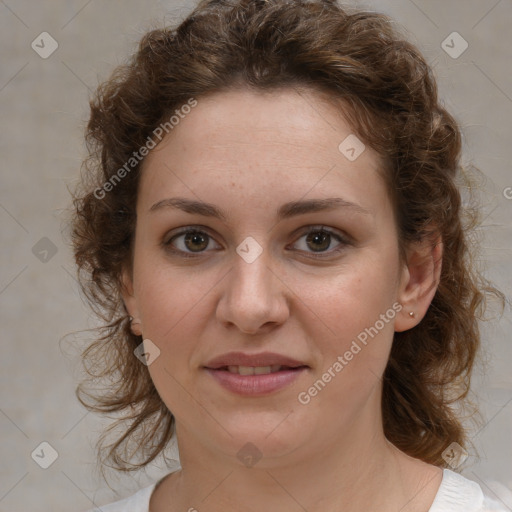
<box><xmin>216</xmin><ymin>247</ymin><xmax>290</xmax><ymax>335</ymax></box>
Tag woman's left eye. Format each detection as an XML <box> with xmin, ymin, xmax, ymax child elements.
<box><xmin>163</xmin><ymin>225</ymin><xmax>350</xmax><ymax>259</ymax></box>
<box><xmin>292</xmin><ymin>226</ymin><xmax>349</xmax><ymax>257</ymax></box>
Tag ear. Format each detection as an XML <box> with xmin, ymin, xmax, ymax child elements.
<box><xmin>394</xmin><ymin>233</ymin><xmax>443</xmax><ymax>332</ymax></box>
<box><xmin>120</xmin><ymin>266</ymin><xmax>142</xmax><ymax>337</ymax></box>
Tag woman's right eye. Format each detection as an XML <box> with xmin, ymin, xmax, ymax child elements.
<box><xmin>163</xmin><ymin>228</ymin><xmax>220</xmax><ymax>258</ymax></box>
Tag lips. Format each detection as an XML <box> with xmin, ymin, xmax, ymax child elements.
<box><xmin>226</xmin><ymin>364</ymin><xmax>283</xmax><ymax>375</ymax></box>
<box><xmin>203</xmin><ymin>352</ymin><xmax>309</xmax><ymax>396</ymax></box>
<box><xmin>204</xmin><ymin>351</ymin><xmax>308</xmax><ymax>370</ymax></box>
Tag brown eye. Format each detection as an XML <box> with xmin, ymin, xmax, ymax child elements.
<box><xmin>183</xmin><ymin>231</ymin><xmax>209</xmax><ymax>252</ymax></box>
<box><xmin>164</xmin><ymin>228</ymin><xmax>220</xmax><ymax>257</ymax></box>
<box><xmin>305</xmin><ymin>230</ymin><xmax>331</xmax><ymax>252</ymax></box>
<box><xmin>292</xmin><ymin>226</ymin><xmax>350</xmax><ymax>258</ymax></box>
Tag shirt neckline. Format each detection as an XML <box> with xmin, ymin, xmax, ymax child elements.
<box><xmin>428</xmin><ymin>468</ymin><xmax>484</xmax><ymax>512</ymax></box>
<box><xmin>143</xmin><ymin>467</ymin><xmax>484</xmax><ymax>512</ymax></box>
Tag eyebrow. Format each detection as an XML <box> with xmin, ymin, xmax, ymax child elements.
<box><xmin>149</xmin><ymin>197</ymin><xmax>372</xmax><ymax>221</ymax></box>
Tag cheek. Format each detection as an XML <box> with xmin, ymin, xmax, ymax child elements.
<box><xmin>291</xmin><ymin>253</ymin><xmax>399</xmax><ymax>394</ymax></box>
<box><xmin>132</xmin><ymin>258</ymin><xmax>194</xmax><ymax>363</ymax></box>
<box><xmin>136</xmin><ymin>268</ymin><xmax>207</xmax><ymax>419</ymax></box>
<box><xmin>136</xmin><ymin>273</ymin><xmax>203</xmax><ymax>353</ymax></box>
<box><xmin>296</xmin><ymin>287</ymin><xmax>397</xmax><ymax>429</ymax></box>
<box><xmin>294</xmin><ymin>252</ymin><xmax>399</xmax><ymax>341</ymax></box>
<box><xmin>133</xmin><ymin>239</ymin><xmax>202</xmax><ymax>326</ymax></box>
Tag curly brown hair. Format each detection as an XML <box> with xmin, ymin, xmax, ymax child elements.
<box><xmin>70</xmin><ymin>0</ymin><xmax>505</xmax><ymax>474</ymax></box>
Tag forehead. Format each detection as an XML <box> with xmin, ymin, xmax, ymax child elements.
<box><xmin>138</xmin><ymin>87</ymin><xmax>389</xmax><ymax>219</ymax></box>
<box><xmin>146</xmin><ymin>87</ymin><xmax>369</xmax><ymax>161</ymax></box>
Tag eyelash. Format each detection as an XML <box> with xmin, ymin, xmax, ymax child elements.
<box><xmin>162</xmin><ymin>225</ymin><xmax>351</xmax><ymax>260</ymax></box>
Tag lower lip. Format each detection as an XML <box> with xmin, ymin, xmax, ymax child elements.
<box><xmin>204</xmin><ymin>367</ymin><xmax>308</xmax><ymax>396</ymax></box>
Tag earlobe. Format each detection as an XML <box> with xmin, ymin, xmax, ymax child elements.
<box><xmin>129</xmin><ymin>317</ymin><xmax>143</xmax><ymax>337</ymax></box>
<box><xmin>394</xmin><ymin>235</ymin><xmax>443</xmax><ymax>333</ymax></box>
<box><xmin>120</xmin><ymin>267</ymin><xmax>142</xmax><ymax>336</ymax></box>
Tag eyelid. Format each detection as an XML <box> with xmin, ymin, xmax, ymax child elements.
<box><xmin>163</xmin><ymin>224</ymin><xmax>217</xmax><ymax>244</ymax></box>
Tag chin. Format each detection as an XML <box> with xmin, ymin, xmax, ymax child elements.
<box><xmin>204</xmin><ymin>409</ymin><xmax>314</xmax><ymax>466</ymax></box>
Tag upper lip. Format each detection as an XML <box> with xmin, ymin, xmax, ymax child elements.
<box><xmin>204</xmin><ymin>351</ymin><xmax>308</xmax><ymax>369</ymax></box>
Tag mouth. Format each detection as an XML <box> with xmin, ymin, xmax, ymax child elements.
<box><xmin>203</xmin><ymin>352</ymin><xmax>309</xmax><ymax>396</ymax></box>
<box><xmin>214</xmin><ymin>364</ymin><xmax>307</xmax><ymax>375</ymax></box>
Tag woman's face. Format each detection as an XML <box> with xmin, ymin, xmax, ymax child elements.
<box><xmin>123</xmin><ymin>87</ymin><xmax>412</xmax><ymax>465</ymax></box>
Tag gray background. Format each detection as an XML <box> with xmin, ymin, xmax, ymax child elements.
<box><xmin>1</xmin><ymin>0</ymin><xmax>511</xmax><ymax>510</ymax></box>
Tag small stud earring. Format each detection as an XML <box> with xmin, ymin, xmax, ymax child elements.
<box><xmin>409</xmin><ymin>311</ymin><xmax>415</xmax><ymax>317</ymax></box>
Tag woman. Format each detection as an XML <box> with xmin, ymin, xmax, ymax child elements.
<box><xmin>72</xmin><ymin>0</ymin><xmax>507</xmax><ymax>510</ymax></box>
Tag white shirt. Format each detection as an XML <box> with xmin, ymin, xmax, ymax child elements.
<box><xmin>85</xmin><ymin>469</ymin><xmax>509</xmax><ymax>512</ymax></box>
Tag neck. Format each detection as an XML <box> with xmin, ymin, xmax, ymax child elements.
<box><xmin>151</xmin><ymin>399</ymin><xmax>442</xmax><ymax>512</ymax></box>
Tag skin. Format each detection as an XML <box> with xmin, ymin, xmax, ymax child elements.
<box><xmin>122</xmin><ymin>87</ymin><xmax>444</xmax><ymax>512</ymax></box>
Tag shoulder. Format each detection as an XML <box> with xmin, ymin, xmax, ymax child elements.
<box><xmin>82</xmin><ymin>483</ymin><xmax>157</xmax><ymax>512</ymax></box>
<box><xmin>429</xmin><ymin>469</ymin><xmax>509</xmax><ymax>512</ymax></box>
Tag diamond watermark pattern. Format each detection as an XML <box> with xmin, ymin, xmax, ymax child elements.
<box><xmin>442</xmin><ymin>441</ymin><xmax>468</xmax><ymax>469</ymax></box>
<box><xmin>31</xmin><ymin>32</ymin><xmax>59</xmax><ymax>59</ymax></box>
<box><xmin>441</xmin><ymin>32</ymin><xmax>468</xmax><ymax>59</ymax></box>
<box><xmin>236</xmin><ymin>236</ymin><xmax>263</xmax><ymax>264</ymax></box>
<box><xmin>338</xmin><ymin>134</ymin><xmax>366</xmax><ymax>162</ymax></box>
<box><xmin>31</xmin><ymin>441</ymin><xmax>59</xmax><ymax>469</ymax></box>
<box><xmin>237</xmin><ymin>442</ymin><xmax>263</xmax><ymax>468</ymax></box>
<box><xmin>32</xmin><ymin>237</ymin><xmax>58</xmax><ymax>263</ymax></box>
<box><xmin>134</xmin><ymin>338</ymin><xmax>161</xmax><ymax>366</ymax></box>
